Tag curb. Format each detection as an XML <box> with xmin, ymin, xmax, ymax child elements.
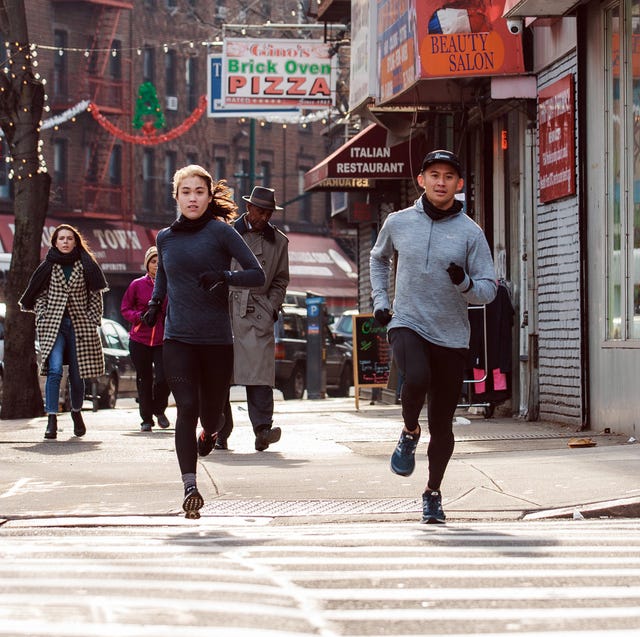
<box><xmin>523</xmin><ymin>495</ymin><xmax>640</xmax><ymax>520</ymax></box>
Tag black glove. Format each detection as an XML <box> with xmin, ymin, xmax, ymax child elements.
<box><xmin>446</xmin><ymin>262</ymin><xmax>466</xmax><ymax>285</ymax></box>
<box><xmin>141</xmin><ymin>299</ymin><xmax>161</xmax><ymax>327</ymax></box>
<box><xmin>374</xmin><ymin>308</ymin><xmax>392</xmax><ymax>327</ymax></box>
<box><xmin>198</xmin><ymin>270</ymin><xmax>226</xmax><ymax>292</ymax></box>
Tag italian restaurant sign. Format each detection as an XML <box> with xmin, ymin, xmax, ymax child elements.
<box><xmin>538</xmin><ymin>75</ymin><xmax>576</xmax><ymax>203</ymax></box>
<box><xmin>221</xmin><ymin>38</ymin><xmax>335</xmax><ymax>110</ymax></box>
<box><xmin>304</xmin><ymin>124</ymin><xmax>427</xmax><ymax>191</ymax></box>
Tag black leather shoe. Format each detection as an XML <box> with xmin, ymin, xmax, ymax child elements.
<box><xmin>255</xmin><ymin>426</ymin><xmax>281</xmax><ymax>452</ymax></box>
<box><xmin>71</xmin><ymin>410</ymin><xmax>86</xmax><ymax>437</ymax></box>
<box><xmin>214</xmin><ymin>438</ymin><xmax>228</xmax><ymax>450</ymax></box>
<box><xmin>44</xmin><ymin>414</ymin><xmax>57</xmax><ymax>440</ymax></box>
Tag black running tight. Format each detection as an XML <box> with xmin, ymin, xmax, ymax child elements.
<box><xmin>163</xmin><ymin>339</ymin><xmax>233</xmax><ymax>474</ymax></box>
<box><xmin>388</xmin><ymin>328</ymin><xmax>466</xmax><ymax>491</ymax></box>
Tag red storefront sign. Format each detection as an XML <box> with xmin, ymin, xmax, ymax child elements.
<box><xmin>538</xmin><ymin>75</ymin><xmax>576</xmax><ymax>203</ymax></box>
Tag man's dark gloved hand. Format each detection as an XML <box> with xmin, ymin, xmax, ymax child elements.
<box><xmin>141</xmin><ymin>299</ymin><xmax>161</xmax><ymax>327</ymax></box>
<box><xmin>374</xmin><ymin>308</ymin><xmax>392</xmax><ymax>327</ymax></box>
<box><xmin>198</xmin><ymin>270</ymin><xmax>227</xmax><ymax>292</ymax></box>
<box><xmin>446</xmin><ymin>262</ymin><xmax>466</xmax><ymax>285</ymax></box>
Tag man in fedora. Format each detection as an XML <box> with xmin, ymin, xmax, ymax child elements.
<box><xmin>225</xmin><ymin>186</ymin><xmax>289</xmax><ymax>451</ymax></box>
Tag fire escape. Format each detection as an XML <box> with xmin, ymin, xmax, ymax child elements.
<box><xmin>50</xmin><ymin>0</ymin><xmax>133</xmax><ymax>220</ymax></box>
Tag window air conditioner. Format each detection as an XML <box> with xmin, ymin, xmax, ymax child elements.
<box><xmin>166</xmin><ymin>96</ymin><xmax>178</xmax><ymax>111</ymax></box>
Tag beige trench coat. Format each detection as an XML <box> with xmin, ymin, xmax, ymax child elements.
<box><xmin>230</xmin><ymin>222</ymin><xmax>289</xmax><ymax>386</ymax></box>
<box><xmin>34</xmin><ymin>262</ymin><xmax>105</xmax><ymax>378</ymax></box>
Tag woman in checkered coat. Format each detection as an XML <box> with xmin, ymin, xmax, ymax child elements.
<box><xmin>19</xmin><ymin>224</ymin><xmax>108</xmax><ymax>440</ymax></box>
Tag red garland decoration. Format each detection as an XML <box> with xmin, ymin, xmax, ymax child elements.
<box><xmin>89</xmin><ymin>96</ymin><xmax>207</xmax><ymax>145</ymax></box>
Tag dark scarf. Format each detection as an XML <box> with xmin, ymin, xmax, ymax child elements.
<box><xmin>170</xmin><ymin>207</ymin><xmax>215</xmax><ymax>233</ymax></box>
<box><xmin>421</xmin><ymin>193</ymin><xmax>463</xmax><ymax>221</ymax></box>
<box><xmin>19</xmin><ymin>246</ymin><xmax>108</xmax><ymax>311</ymax></box>
<box><xmin>234</xmin><ymin>213</ymin><xmax>276</xmax><ymax>243</ymax></box>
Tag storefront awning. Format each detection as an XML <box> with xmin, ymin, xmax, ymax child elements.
<box><xmin>502</xmin><ymin>0</ymin><xmax>581</xmax><ymax>17</ymax></box>
<box><xmin>0</xmin><ymin>216</ymin><xmax>154</xmax><ymax>275</ymax></box>
<box><xmin>287</xmin><ymin>233</ymin><xmax>357</xmax><ymax>307</ymax></box>
<box><xmin>304</xmin><ymin>123</ymin><xmax>427</xmax><ymax>192</ymax></box>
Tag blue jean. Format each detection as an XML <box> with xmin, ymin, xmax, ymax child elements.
<box><xmin>44</xmin><ymin>315</ymin><xmax>85</xmax><ymax>414</ymax></box>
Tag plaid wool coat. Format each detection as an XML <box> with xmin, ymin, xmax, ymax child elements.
<box><xmin>33</xmin><ymin>262</ymin><xmax>105</xmax><ymax>378</ymax></box>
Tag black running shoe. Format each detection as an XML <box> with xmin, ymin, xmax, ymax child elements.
<box><xmin>421</xmin><ymin>490</ymin><xmax>446</xmax><ymax>524</ymax></box>
<box><xmin>197</xmin><ymin>430</ymin><xmax>217</xmax><ymax>457</ymax></box>
<box><xmin>182</xmin><ymin>486</ymin><xmax>204</xmax><ymax>519</ymax></box>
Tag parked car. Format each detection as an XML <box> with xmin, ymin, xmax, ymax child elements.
<box><xmin>330</xmin><ymin>308</ymin><xmax>358</xmax><ymax>346</ymax></box>
<box><xmin>274</xmin><ymin>305</ymin><xmax>353</xmax><ymax>400</ymax></box>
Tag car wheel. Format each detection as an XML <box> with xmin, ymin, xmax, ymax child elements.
<box><xmin>98</xmin><ymin>373</ymin><xmax>118</xmax><ymax>409</ymax></box>
<box><xmin>282</xmin><ymin>363</ymin><xmax>305</xmax><ymax>400</ymax></box>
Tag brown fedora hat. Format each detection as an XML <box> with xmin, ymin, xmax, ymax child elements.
<box><xmin>242</xmin><ymin>186</ymin><xmax>283</xmax><ymax>211</ymax></box>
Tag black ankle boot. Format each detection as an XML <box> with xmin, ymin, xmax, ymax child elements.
<box><xmin>71</xmin><ymin>410</ymin><xmax>86</xmax><ymax>437</ymax></box>
<box><xmin>44</xmin><ymin>414</ymin><xmax>57</xmax><ymax>440</ymax></box>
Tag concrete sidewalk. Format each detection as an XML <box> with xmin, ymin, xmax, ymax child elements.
<box><xmin>1</xmin><ymin>391</ymin><xmax>639</xmax><ymax>525</ymax></box>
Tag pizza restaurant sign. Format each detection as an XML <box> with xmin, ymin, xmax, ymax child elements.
<box><xmin>221</xmin><ymin>39</ymin><xmax>335</xmax><ymax>110</ymax></box>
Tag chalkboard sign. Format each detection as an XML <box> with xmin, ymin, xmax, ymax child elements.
<box><xmin>352</xmin><ymin>314</ymin><xmax>391</xmax><ymax>408</ymax></box>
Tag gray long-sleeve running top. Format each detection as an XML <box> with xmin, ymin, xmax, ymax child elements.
<box><xmin>370</xmin><ymin>196</ymin><xmax>497</xmax><ymax>349</ymax></box>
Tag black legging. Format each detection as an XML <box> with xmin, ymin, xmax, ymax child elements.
<box><xmin>163</xmin><ymin>339</ymin><xmax>233</xmax><ymax>474</ymax></box>
<box><xmin>128</xmin><ymin>339</ymin><xmax>169</xmax><ymax>423</ymax></box>
<box><xmin>388</xmin><ymin>328</ymin><xmax>466</xmax><ymax>491</ymax></box>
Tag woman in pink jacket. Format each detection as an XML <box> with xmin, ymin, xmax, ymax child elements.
<box><xmin>120</xmin><ymin>246</ymin><xmax>170</xmax><ymax>432</ymax></box>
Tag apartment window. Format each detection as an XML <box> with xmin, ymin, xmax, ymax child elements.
<box><xmin>604</xmin><ymin>1</ymin><xmax>640</xmax><ymax>339</ymax></box>
<box><xmin>85</xmin><ymin>146</ymin><xmax>97</xmax><ymax>182</ymax></box>
<box><xmin>53</xmin><ymin>140</ymin><xmax>67</xmax><ymax>186</ymax></box>
<box><xmin>164</xmin><ymin>151</ymin><xmax>177</xmax><ymax>210</ymax></box>
<box><xmin>165</xmin><ymin>49</ymin><xmax>177</xmax><ymax>97</ymax></box>
<box><xmin>143</xmin><ymin>46</ymin><xmax>155</xmax><ymax>83</ymax></box>
<box><xmin>236</xmin><ymin>159</ymin><xmax>249</xmax><ymax>206</ymax></box>
<box><xmin>87</xmin><ymin>36</ymin><xmax>98</xmax><ymax>76</ymax></box>
<box><xmin>298</xmin><ymin>168</ymin><xmax>311</xmax><ymax>222</ymax></box>
<box><xmin>0</xmin><ymin>138</ymin><xmax>10</xmax><ymax>199</ymax></box>
<box><xmin>109</xmin><ymin>39</ymin><xmax>122</xmax><ymax>78</ymax></box>
<box><xmin>214</xmin><ymin>157</ymin><xmax>226</xmax><ymax>181</ymax></box>
<box><xmin>166</xmin><ymin>0</ymin><xmax>177</xmax><ymax>8</ymax></box>
<box><xmin>186</xmin><ymin>153</ymin><xmax>198</xmax><ymax>166</ymax></box>
<box><xmin>109</xmin><ymin>145</ymin><xmax>122</xmax><ymax>185</ymax></box>
<box><xmin>143</xmin><ymin>150</ymin><xmax>155</xmax><ymax>212</ymax></box>
<box><xmin>260</xmin><ymin>161</ymin><xmax>271</xmax><ymax>187</ymax></box>
<box><xmin>185</xmin><ymin>57</ymin><xmax>197</xmax><ymax>112</ymax></box>
<box><xmin>53</xmin><ymin>30</ymin><xmax>68</xmax><ymax>100</ymax></box>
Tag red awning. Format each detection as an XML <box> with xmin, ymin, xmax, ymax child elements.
<box><xmin>304</xmin><ymin>123</ymin><xmax>427</xmax><ymax>192</ymax></box>
<box><xmin>0</xmin><ymin>216</ymin><xmax>155</xmax><ymax>275</ymax></box>
<box><xmin>286</xmin><ymin>233</ymin><xmax>357</xmax><ymax>308</ymax></box>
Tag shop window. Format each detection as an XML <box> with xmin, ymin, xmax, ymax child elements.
<box><xmin>604</xmin><ymin>1</ymin><xmax>640</xmax><ymax>340</ymax></box>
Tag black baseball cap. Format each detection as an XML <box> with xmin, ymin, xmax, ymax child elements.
<box><xmin>421</xmin><ymin>150</ymin><xmax>462</xmax><ymax>176</ymax></box>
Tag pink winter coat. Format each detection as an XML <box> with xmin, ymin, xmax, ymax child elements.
<box><xmin>120</xmin><ymin>274</ymin><xmax>167</xmax><ymax>347</ymax></box>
